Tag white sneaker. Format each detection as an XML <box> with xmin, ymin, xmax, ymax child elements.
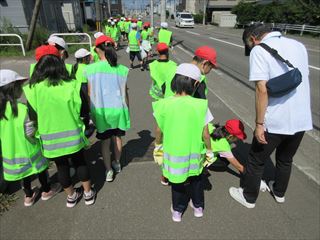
<box><xmin>229</xmin><ymin>187</ymin><xmax>256</xmax><ymax>209</ymax></box>
<box><xmin>259</xmin><ymin>180</ymin><xmax>270</xmax><ymax>192</ymax></box>
<box><xmin>112</xmin><ymin>161</ymin><xmax>121</xmax><ymax>173</ymax></box>
<box><xmin>106</xmin><ymin>169</ymin><xmax>114</xmax><ymax>182</ymax></box>
<box><xmin>268</xmin><ymin>181</ymin><xmax>285</xmax><ymax>203</ymax></box>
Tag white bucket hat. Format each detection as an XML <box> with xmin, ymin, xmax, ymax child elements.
<box><xmin>94</xmin><ymin>32</ymin><xmax>104</xmax><ymax>39</ymax></box>
<box><xmin>161</xmin><ymin>22</ymin><xmax>168</xmax><ymax>28</ymax></box>
<box><xmin>74</xmin><ymin>48</ymin><xmax>91</xmax><ymax>59</ymax></box>
<box><xmin>176</xmin><ymin>63</ymin><xmax>201</xmax><ymax>82</ymax></box>
<box><xmin>48</xmin><ymin>35</ymin><xmax>68</xmax><ymax>50</ymax></box>
<box><xmin>0</xmin><ymin>69</ymin><xmax>27</xmax><ymax>87</ymax></box>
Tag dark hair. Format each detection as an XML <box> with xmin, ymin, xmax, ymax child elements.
<box><xmin>159</xmin><ymin>50</ymin><xmax>169</xmax><ymax>58</ymax></box>
<box><xmin>193</xmin><ymin>56</ymin><xmax>214</xmax><ymax>68</ymax></box>
<box><xmin>0</xmin><ymin>81</ymin><xmax>25</xmax><ymax>120</ymax></box>
<box><xmin>210</xmin><ymin>124</ymin><xmax>230</xmax><ymax>140</ymax></box>
<box><xmin>96</xmin><ymin>43</ymin><xmax>118</xmax><ymax>67</ymax></box>
<box><xmin>171</xmin><ymin>74</ymin><xmax>196</xmax><ymax>95</ymax></box>
<box><xmin>242</xmin><ymin>23</ymin><xmax>272</xmax><ymax>56</ymax></box>
<box><xmin>71</xmin><ymin>55</ymin><xmax>91</xmax><ymax>79</ymax></box>
<box><xmin>29</xmin><ymin>54</ymin><xmax>71</xmax><ymax>87</ymax></box>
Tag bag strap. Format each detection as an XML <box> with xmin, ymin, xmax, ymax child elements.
<box><xmin>259</xmin><ymin>43</ymin><xmax>295</xmax><ymax>68</ymax></box>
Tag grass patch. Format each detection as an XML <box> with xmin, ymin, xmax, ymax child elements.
<box><xmin>0</xmin><ymin>193</ymin><xmax>18</xmax><ymax>215</ymax></box>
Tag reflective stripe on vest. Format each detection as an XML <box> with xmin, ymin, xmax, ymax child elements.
<box><xmin>163</xmin><ymin>152</ymin><xmax>201</xmax><ymax>163</ymax></box>
<box><xmin>2</xmin><ymin>150</ymin><xmax>42</xmax><ymax>166</ymax></box>
<box><xmin>163</xmin><ymin>162</ymin><xmax>200</xmax><ymax>175</ymax></box>
<box><xmin>129</xmin><ymin>31</ymin><xmax>140</xmax><ymax>51</ymax></box>
<box><xmin>41</xmin><ymin>129</ymin><xmax>81</xmax><ymax>141</ymax></box>
<box><xmin>42</xmin><ymin>138</ymin><xmax>82</xmax><ymax>151</ymax></box>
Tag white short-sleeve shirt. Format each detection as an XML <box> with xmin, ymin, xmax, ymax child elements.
<box><xmin>249</xmin><ymin>32</ymin><xmax>312</xmax><ymax>135</ymax></box>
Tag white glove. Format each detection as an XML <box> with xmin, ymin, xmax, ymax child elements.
<box><xmin>203</xmin><ymin>150</ymin><xmax>214</xmax><ymax>167</ymax></box>
<box><xmin>153</xmin><ymin>143</ymin><xmax>163</xmax><ymax>165</ymax></box>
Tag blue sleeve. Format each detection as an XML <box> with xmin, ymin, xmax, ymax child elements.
<box><xmin>136</xmin><ymin>32</ymin><xmax>141</xmax><ymax>40</ymax></box>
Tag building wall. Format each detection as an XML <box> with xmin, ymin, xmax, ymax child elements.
<box><xmin>0</xmin><ymin>0</ymin><xmax>28</xmax><ymax>32</ymax></box>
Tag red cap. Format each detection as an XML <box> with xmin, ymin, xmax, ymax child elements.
<box><xmin>143</xmin><ymin>22</ymin><xmax>150</xmax><ymax>27</ymax></box>
<box><xmin>157</xmin><ymin>43</ymin><xmax>169</xmax><ymax>53</ymax></box>
<box><xmin>95</xmin><ymin>35</ymin><xmax>115</xmax><ymax>46</ymax></box>
<box><xmin>132</xmin><ymin>19</ymin><xmax>137</xmax><ymax>23</ymax></box>
<box><xmin>194</xmin><ymin>46</ymin><xmax>217</xmax><ymax>67</ymax></box>
<box><xmin>225</xmin><ymin>119</ymin><xmax>247</xmax><ymax>140</ymax></box>
<box><xmin>35</xmin><ymin>45</ymin><xmax>60</xmax><ymax>61</ymax></box>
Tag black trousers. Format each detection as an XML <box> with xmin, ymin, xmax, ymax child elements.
<box><xmin>171</xmin><ymin>175</ymin><xmax>204</xmax><ymax>213</ymax></box>
<box><xmin>243</xmin><ymin>131</ymin><xmax>304</xmax><ymax>203</ymax></box>
<box><xmin>50</xmin><ymin>149</ymin><xmax>90</xmax><ymax>189</ymax></box>
<box><xmin>23</xmin><ymin>170</ymin><xmax>50</xmax><ymax>197</ymax></box>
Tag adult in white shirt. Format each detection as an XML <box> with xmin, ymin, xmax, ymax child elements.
<box><xmin>229</xmin><ymin>23</ymin><xmax>312</xmax><ymax>208</ymax></box>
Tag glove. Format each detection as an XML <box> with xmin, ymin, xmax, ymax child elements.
<box><xmin>203</xmin><ymin>150</ymin><xmax>214</xmax><ymax>167</ymax></box>
<box><xmin>153</xmin><ymin>143</ymin><xmax>163</xmax><ymax>165</ymax></box>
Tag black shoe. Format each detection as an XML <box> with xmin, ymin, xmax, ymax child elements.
<box><xmin>66</xmin><ymin>187</ymin><xmax>83</xmax><ymax>208</ymax></box>
<box><xmin>140</xmin><ymin>67</ymin><xmax>145</xmax><ymax>71</ymax></box>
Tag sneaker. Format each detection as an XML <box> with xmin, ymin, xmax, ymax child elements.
<box><xmin>66</xmin><ymin>187</ymin><xmax>83</xmax><ymax>208</ymax></box>
<box><xmin>129</xmin><ymin>64</ymin><xmax>133</xmax><ymax>69</ymax></box>
<box><xmin>41</xmin><ymin>183</ymin><xmax>62</xmax><ymax>201</ymax></box>
<box><xmin>106</xmin><ymin>169</ymin><xmax>114</xmax><ymax>182</ymax></box>
<box><xmin>160</xmin><ymin>176</ymin><xmax>169</xmax><ymax>186</ymax></box>
<box><xmin>259</xmin><ymin>179</ymin><xmax>270</xmax><ymax>192</ymax></box>
<box><xmin>24</xmin><ymin>188</ymin><xmax>40</xmax><ymax>207</ymax></box>
<box><xmin>229</xmin><ymin>187</ymin><xmax>255</xmax><ymax>209</ymax></box>
<box><xmin>170</xmin><ymin>205</ymin><xmax>182</xmax><ymax>222</ymax></box>
<box><xmin>112</xmin><ymin>161</ymin><xmax>121</xmax><ymax>173</ymax></box>
<box><xmin>189</xmin><ymin>201</ymin><xmax>203</xmax><ymax>218</ymax></box>
<box><xmin>268</xmin><ymin>181</ymin><xmax>285</xmax><ymax>203</ymax></box>
<box><xmin>84</xmin><ymin>188</ymin><xmax>96</xmax><ymax>206</ymax></box>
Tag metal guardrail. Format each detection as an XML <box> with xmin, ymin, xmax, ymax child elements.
<box><xmin>50</xmin><ymin>33</ymin><xmax>92</xmax><ymax>48</ymax></box>
<box><xmin>0</xmin><ymin>33</ymin><xmax>26</xmax><ymax>56</ymax></box>
<box><xmin>272</xmin><ymin>23</ymin><xmax>320</xmax><ymax>36</ymax></box>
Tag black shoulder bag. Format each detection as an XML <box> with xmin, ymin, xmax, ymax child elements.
<box><xmin>259</xmin><ymin>43</ymin><xmax>302</xmax><ymax>97</ymax></box>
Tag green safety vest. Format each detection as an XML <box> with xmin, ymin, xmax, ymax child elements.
<box><xmin>119</xmin><ymin>21</ymin><xmax>125</xmax><ymax>32</ymax></box>
<box><xmin>148</xmin><ymin>28</ymin><xmax>155</xmax><ymax>44</ymax></box>
<box><xmin>110</xmin><ymin>26</ymin><xmax>119</xmax><ymax>41</ymax></box>
<box><xmin>141</xmin><ymin>30</ymin><xmax>149</xmax><ymax>41</ymax></box>
<box><xmin>200</xmin><ymin>74</ymin><xmax>208</xmax><ymax>97</ymax></box>
<box><xmin>128</xmin><ymin>30</ymin><xmax>140</xmax><ymax>52</ymax></box>
<box><xmin>0</xmin><ymin>102</ymin><xmax>49</xmax><ymax>181</ymax></box>
<box><xmin>23</xmin><ymin>79</ymin><xmax>88</xmax><ymax>158</ymax></box>
<box><xmin>153</xmin><ymin>96</ymin><xmax>207</xmax><ymax>183</ymax></box>
<box><xmin>85</xmin><ymin>61</ymin><xmax>130</xmax><ymax>133</ymax></box>
<box><xmin>105</xmin><ymin>25</ymin><xmax>111</xmax><ymax>37</ymax></box>
<box><xmin>137</xmin><ymin>21</ymin><xmax>143</xmax><ymax>30</ymax></box>
<box><xmin>149</xmin><ymin>60</ymin><xmax>177</xmax><ymax>100</ymax></box>
<box><xmin>158</xmin><ymin>29</ymin><xmax>172</xmax><ymax>46</ymax></box>
<box><xmin>90</xmin><ymin>46</ymin><xmax>100</xmax><ymax>62</ymax></box>
<box><xmin>30</xmin><ymin>63</ymin><xmax>72</xmax><ymax>77</ymax></box>
<box><xmin>208</xmin><ymin>123</ymin><xmax>232</xmax><ymax>162</ymax></box>
<box><xmin>75</xmin><ymin>63</ymin><xmax>88</xmax><ymax>84</ymax></box>
<box><xmin>124</xmin><ymin>21</ymin><xmax>131</xmax><ymax>33</ymax></box>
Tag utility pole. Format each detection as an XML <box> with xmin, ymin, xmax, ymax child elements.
<box><xmin>160</xmin><ymin>0</ymin><xmax>166</xmax><ymax>23</ymax></box>
<box><xmin>150</xmin><ymin>0</ymin><xmax>154</xmax><ymax>27</ymax></box>
<box><xmin>26</xmin><ymin>0</ymin><xmax>42</xmax><ymax>51</ymax></box>
<box><xmin>202</xmin><ymin>0</ymin><xmax>207</xmax><ymax>25</ymax></box>
<box><xmin>95</xmin><ymin>0</ymin><xmax>101</xmax><ymax>31</ymax></box>
<box><xmin>107</xmin><ymin>0</ymin><xmax>111</xmax><ymax>18</ymax></box>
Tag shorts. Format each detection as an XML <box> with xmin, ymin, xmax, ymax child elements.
<box><xmin>130</xmin><ymin>51</ymin><xmax>142</xmax><ymax>61</ymax></box>
<box><xmin>96</xmin><ymin>128</ymin><xmax>126</xmax><ymax>140</ymax></box>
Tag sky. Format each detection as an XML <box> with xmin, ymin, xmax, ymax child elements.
<box><xmin>123</xmin><ymin>0</ymin><xmax>151</xmax><ymax>10</ymax></box>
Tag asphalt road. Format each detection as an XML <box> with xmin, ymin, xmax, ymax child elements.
<box><xmin>0</xmin><ymin>30</ymin><xmax>319</xmax><ymax>240</ymax></box>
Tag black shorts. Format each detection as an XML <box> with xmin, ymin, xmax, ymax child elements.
<box><xmin>96</xmin><ymin>128</ymin><xmax>126</xmax><ymax>140</ymax></box>
<box><xmin>130</xmin><ymin>51</ymin><xmax>142</xmax><ymax>61</ymax></box>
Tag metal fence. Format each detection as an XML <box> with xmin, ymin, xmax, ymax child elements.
<box><xmin>0</xmin><ymin>33</ymin><xmax>26</xmax><ymax>56</ymax></box>
<box><xmin>272</xmin><ymin>23</ymin><xmax>320</xmax><ymax>36</ymax></box>
<box><xmin>50</xmin><ymin>33</ymin><xmax>92</xmax><ymax>48</ymax></box>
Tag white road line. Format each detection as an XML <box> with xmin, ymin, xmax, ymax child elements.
<box><xmin>209</xmin><ymin>37</ymin><xmax>319</xmax><ymax>70</ymax></box>
<box><xmin>176</xmin><ymin>45</ymin><xmax>193</xmax><ymax>57</ymax></box>
<box><xmin>186</xmin><ymin>30</ymin><xmax>200</xmax><ymax>36</ymax></box>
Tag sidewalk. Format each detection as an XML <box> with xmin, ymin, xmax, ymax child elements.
<box><xmin>0</xmin><ymin>44</ymin><xmax>319</xmax><ymax>240</ymax></box>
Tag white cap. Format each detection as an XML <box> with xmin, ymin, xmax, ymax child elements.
<box><xmin>94</xmin><ymin>32</ymin><xmax>104</xmax><ymax>39</ymax></box>
<box><xmin>111</xmin><ymin>21</ymin><xmax>115</xmax><ymax>25</ymax></box>
<box><xmin>176</xmin><ymin>63</ymin><xmax>201</xmax><ymax>81</ymax></box>
<box><xmin>138</xmin><ymin>17</ymin><xmax>141</xmax><ymax>20</ymax></box>
<box><xmin>107</xmin><ymin>19</ymin><xmax>112</xmax><ymax>23</ymax></box>
<box><xmin>48</xmin><ymin>35</ymin><xmax>68</xmax><ymax>50</ymax></box>
<box><xmin>131</xmin><ymin>23</ymin><xmax>137</xmax><ymax>28</ymax></box>
<box><xmin>0</xmin><ymin>69</ymin><xmax>27</xmax><ymax>87</ymax></box>
<box><xmin>74</xmin><ymin>48</ymin><xmax>91</xmax><ymax>59</ymax></box>
<box><xmin>161</xmin><ymin>22</ymin><xmax>168</xmax><ymax>28</ymax></box>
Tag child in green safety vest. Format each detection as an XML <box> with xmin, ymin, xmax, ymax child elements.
<box><xmin>158</xmin><ymin>22</ymin><xmax>172</xmax><ymax>47</ymax></box>
<box><xmin>85</xmin><ymin>35</ymin><xmax>130</xmax><ymax>183</ymax></box>
<box><xmin>24</xmin><ymin>45</ymin><xmax>96</xmax><ymax>208</ymax></box>
<box><xmin>153</xmin><ymin>63</ymin><xmax>213</xmax><ymax>222</ymax></box>
<box><xmin>109</xmin><ymin>21</ymin><xmax>119</xmax><ymax>50</ymax></box>
<box><xmin>191</xmin><ymin>46</ymin><xmax>218</xmax><ymax>99</ymax></box>
<box><xmin>0</xmin><ymin>69</ymin><xmax>61</xmax><ymax>207</ymax></box>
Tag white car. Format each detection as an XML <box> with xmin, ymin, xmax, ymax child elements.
<box><xmin>175</xmin><ymin>12</ymin><xmax>194</xmax><ymax>28</ymax></box>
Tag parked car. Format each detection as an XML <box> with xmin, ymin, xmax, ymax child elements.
<box><xmin>175</xmin><ymin>12</ymin><xmax>194</xmax><ymax>28</ymax></box>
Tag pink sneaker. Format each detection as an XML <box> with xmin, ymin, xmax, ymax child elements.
<box><xmin>41</xmin><ymin>183</ymin><xmax>62</xmax><ymax>201</ymax></box>
<box><xmin>170</xmin><ymin>205</ymin><xmax>182</xmax><ymax>222</ymax></box>
<box><xmin>24</xmin><ymin>188</ymin><xmax>40</xmax><ymax>207</ymax></box>
<box><xmin>189</xmin><ymin>200</ymin><xmax>203</xmax><ymax>218</ymax></box>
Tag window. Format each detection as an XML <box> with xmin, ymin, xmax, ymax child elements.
<box><xmin>181</xmin><ymin>14</ymin><xmax>192</xmax><ymax>19</ymax></box>
<box><xmin>111</xmin><ymin>0</ymin><xmax>117</xmax><ymax>4</ymax></box>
